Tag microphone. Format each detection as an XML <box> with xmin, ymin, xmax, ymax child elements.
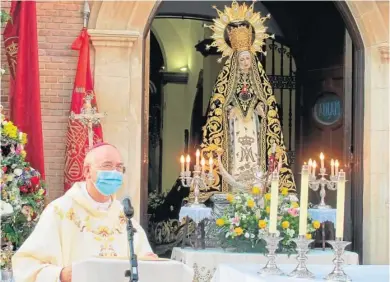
<box><xmin>122</xmin><ymin>197</ymin><xmax>139</xmax><ymax>282</ymax></box>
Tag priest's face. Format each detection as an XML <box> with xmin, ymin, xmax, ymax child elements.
<box><xmin>238</xmin><ymin>51</ymin><xmax>251</xmax><ymax>72</ymax></box>
<box><xmin>84</xmin><ymin>145</ymin><xmax>124</xmax><ymax>186</ymax></box>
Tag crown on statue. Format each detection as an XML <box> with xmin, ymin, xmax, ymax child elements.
<box><xmin>238</xmin><ymin>135</ymin><xmax>255</xmax><ymax>146</ymax></box>
<box><xmin>228</xmin><ymin>25</ymin><xmax>252</xmax><ymax>52</ymax></box>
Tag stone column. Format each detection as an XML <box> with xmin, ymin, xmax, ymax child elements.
<box><xmin>89</xmin><ymin>29</ymin><xmax>143</xmax><ymax>221</ymax></box>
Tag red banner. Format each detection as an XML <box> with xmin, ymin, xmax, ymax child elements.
<box><xmin>64</xmin><ymin>28</ymin><xmax>103</xmax><ymax>191</ymax></box>
<box><xmin>3</xmin><ymin>1</ymin><xmax>45</xmax><ymax>179</ymax></box>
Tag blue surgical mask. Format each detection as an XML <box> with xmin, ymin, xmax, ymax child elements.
<box><xmin>94</xmin><ymin>170</ymin><xmax>123</xmax><ymax>196</ymax></box>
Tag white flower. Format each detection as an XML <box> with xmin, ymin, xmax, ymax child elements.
<box><xmin>11</xmin><ymin>164</ymin><xmax>17</xmax><ymax>169</ymax></box>
<box><xmin>241</xmin><ymin>214</ymin><xmax>246</xmax><ymax>220</ymax></box>
<box><xmin>250</xmin><ymin>234</ymin><xmax>255</xmax><ymax>239</ymax></box>
<box><xmin>13</xmin><ymin>168</ymin><xmax>23</xmax><ymax>176</ymax></box>
<box><xmin>245</xmin><ymin>232</ymin><xmax>250</xmax><ymax>238</ymax></box>
<box><xmin>276</xmin><ymin>230</ymin><xmax>281</xmax><ymax>237</ymax></box>
<box><xmin>0</xmin><ymin>200</ymin><xmax>14</xmax><ymax>216</ymax></box>
<box><xmin>286</xmin><ymin>228</ymin><xmax>295</xmax><ymax>237</ymax></box>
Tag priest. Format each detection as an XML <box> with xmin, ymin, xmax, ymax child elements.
<box><xmin>12</xmin><ymin>143</ymin><xmax>156</xmax><ymax>282</ymax></box>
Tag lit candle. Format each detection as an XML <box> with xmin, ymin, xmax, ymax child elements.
<box><xmin>186</xmin><ymin>155</ymin><xmax>190</xmax><ymax>172</ymax></box>
<box><xmin>201</xmin><ymin>158</ymin><xmax>205</xmax><ymax>173</ymax></box>
<box><xmin>335</xmin><ymin>160</ymin><xmax>339</xmax><ymax>175</ymax></box>
<box><xmin>299</xmin><ymin>163</ymin><xmax>309</xmax><ymax>235</ymax></box>
<box><xmin>180</xmin><ymin>155</ymin><xmax>185</xmax><ymax>172</ymax></box>
<box><xmin>196</xmin><ymin>149</ymin><xmax>200</xmax><ymax>166</ymax></box>
<box><xmin>308</xmin><ymin>159</ymin><xmax>313</xmax><ymax>175</ymax></box>
<box><xmin>269</xmin><ymin>170</ymin><xmax>279</xmax><ymax>234</ymax></box>
<box><xmin>331</xmin><ymin>159</ymin><xmax>335</xmax><ymax>176</ymax></box>
<box><xmin>320</xmin><ymin>152</ymin><xmax>325</xmax><ymax>169</ymax></box>
<box><xmin>312</xmin><ymin>161</ymin><xmax>317</xmax><ymax>177</ymax></box>
<box><xmin>209</xmin><ymin>157</ymin><xmax>214</xmax><ymax>173</ymax></box>
<box><xmin>336</xmin><ymin>170</ymin><xmax>346</xmax><ymax>238</ymax></box>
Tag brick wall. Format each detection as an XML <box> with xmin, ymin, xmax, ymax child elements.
<box><xmin>1</xmin><ymin>1</ymin><xmax>83</xmax><ymax>202</ymax></box>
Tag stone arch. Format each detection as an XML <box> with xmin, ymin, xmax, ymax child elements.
<box><xmin>89</xmin><ymin>1</ymin><xmax>389</xmax><ymax>264</ymax></box>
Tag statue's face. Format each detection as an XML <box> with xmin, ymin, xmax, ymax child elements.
<box><xmin>238</xmin><ymin>51</ymin><xmax>251</xmax><ymax>72</ymax></box>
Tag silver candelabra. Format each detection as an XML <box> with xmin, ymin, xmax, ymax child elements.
<box><xmin>289</xmin><ymin>235</ymin><xmax>315</xmax><ymax>279</ymax></box>
<box><xmin>309</xmin><ymin>167</ymin><xmax>338</xmax><ymax>209</ymax></box>
<box><xmin>180</xmin><ymin>165</ymin><xmax>214</xmax><ymax>207</ymax></box>
<box><xmin>325</xmin><ymin>238</ymin><xmax>352</xmax><ymax>281</ymax></box>
<box><xmin>259</xmin><ymin>233</ymin><xmax>284</xmax><ymax>276</ymax></box>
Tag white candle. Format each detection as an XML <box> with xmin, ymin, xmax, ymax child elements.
<box><xmin>299</xmin><ymin>164</ymin><xmax>309</xmax><ymax>235</ymax></box>
<box><xmin>336</xmin><ymin>170</ymin><xmax>346</xmax><ymax>238</ymax></box>
<box><xmin>335</xmin><ymin>160</ymin><xmax>339</xmax><ymax>175</ymax></box>
<box><xmin>308</xmin><ymin>159</ymin><xmax>313</xmax><ymax>175</ymax></box>
<box><xmin>209</xmin><ymin>157</ymin><xmax>214</xmax><ymax>173</ymax></box>
<box><xmin>186</xmin><ymin>155</ymin><xmax>190</xmax><ymax>172</ymax></box>
<box><xmin>269</xmin><ymin>170</ymin><xmax>279</xmax><ymax>234</ymax></box>
<box><xmin>201</xmin><ymin>158</ymin><xmax>205</xmax><ymax>173</ymax></box>
<box><xmin>19</xmin><ymin>132</ymin><xmax>23</xmax><ymax>141</ymax></box>
<box><xmin>312</xmin><ymin>161</ymin><xmax>317</xmax><ymax>177</ymax></box>
<box><xmin>180</xmin><ymin>155</ymin><xmax>185</xmax><ymax>172</ymax></box>
<box><xmin>320</xmin><ymin>152</ymin><xmax>325</xmax><ymax>169</ymax></box>
<box><xmin>331</xmin><ymin>159</ymin><xmax>335</xmax><ymax>176</ymax></box>
<box><xmin>196</xmin><ymin>149</ymin><xmax>200</xmax><ymax>166</ymax></box>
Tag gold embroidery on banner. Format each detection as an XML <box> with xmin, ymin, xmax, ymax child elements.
<box><xmin>5</xmin><ymin>40</ymin><xmax>18</xmax><ymax>78</ymax></box>
<box><xmin>54</xmin><ymin>206</ymin><xmax>127</xmax><ymax>257</ymax></box>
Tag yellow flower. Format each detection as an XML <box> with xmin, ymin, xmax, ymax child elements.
<box><xmin>216</xmin><ymin>218</ymin><xmax>225</xmax><ymax>227</ymax></box>
<box><xmin>226</xmin><ymin>194</ymin><xmax>234</xmax><ymax>203</ymax></box>
<box><xmin>281</xmin><ymin>221</ymin><xmax>290</xmax><ymax>229</ymax></box>
<box><xmin>252</xmin><ymin>186</ymin><xmax>260</xmax><ymax>195</ymax></box>
<box><xmin>234</xmin><ymin>227</ymin><xmax>243</xmax><ymax>236</ymax></box>
<box><xmin>258</xmin><ymin>220</ymin><xmax>267</xmax><ymax>229</ymax></box>
<box><xmin>21</xmin><ymin>150</ymin><xmax>27</xmax><ymax>159</ymax></box>
<box><xmin>312</xmin><ymin>221</ymin><xmax>321</xmax><ymax>229</ymax></box>
<box><xmin>306</xmin><ymin>233</ymin><xmax>312</xmax><ymax>239</ymax></box>
<box><xmin>266</xmin><ymin>206</ymin><xmax>270</xmax><ymax>214</ymax></box>
<box><xmin>281</xmin><ymin>188</ymin><xmax>289</xmax><ymax>196</ymax></box>
<box><xmin>247</xmin><ymin>199</ymin><xmax>255</xmax><ymax>208</ymax></box>
<box><xmin>264</xmin><ymin>193</ymin><xmax>271</xmax><ymax>201</ymax></box>
<box><xmin>291</xmin><ymin>202</ymin><xmax>299</xmax><ymax>208</ymax></box>
<box><xmin>3</xmin><ymin>122</ymin><xmax>18</xmax><ymax>139</ymax></box>
<box><xmin>38</xmin><ymin>188</ymin><xmax>45</xmax><ymax>196</ymax></box>
<box><xmin>21</xmin><ymin>133</ymin><xmax>28</xmax><ymax>145</ymax></box>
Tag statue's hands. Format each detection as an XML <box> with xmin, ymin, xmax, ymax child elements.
<box><xmin>255</xmin><ymin>103</ymin><xmax>266</xmax><ymax>118</ymax></box>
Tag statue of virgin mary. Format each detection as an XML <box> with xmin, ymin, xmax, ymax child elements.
<box><xmin>195</xmin><ymin>1</ymin><xmax>296</xmax><ymax>202</ymax></box>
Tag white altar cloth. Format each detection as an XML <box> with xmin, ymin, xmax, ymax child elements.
<box><xmin>171</xmin><ymin>248</ymin><xmax>359</xmax><ymax>282</ymax></box>
<box><xmin>72</xmin><ymin>257</ymin><xmax>193</xmax><ymax>282</ymax></box>
<box><xmin>212</xmin><ymin>263</ymin><xmax>389</xmax><ymax>282</ymax></box>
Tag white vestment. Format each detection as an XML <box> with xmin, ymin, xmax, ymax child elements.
<box><xmin>12</xmin><ymin>182</ymin><xmax>153</xmax><ymax>282</ymax></box>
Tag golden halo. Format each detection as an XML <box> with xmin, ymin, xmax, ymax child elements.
<box><xmin>206</xmin><ymin>0</ymin><xmax>275</xmax><ymax>62</ymax></box>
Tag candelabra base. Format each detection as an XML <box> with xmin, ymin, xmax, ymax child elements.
<box><xmin>313</xmin><ymin>204</ymin><xmax>332</xmax><ymax>209</ymax></box>
<box><xmin>289</xmin><ymin>267</ymin><xmax>315</xmax><ymax>279</ymax></box>
<box><xmin>325</xmin><ymin>271</ymin><xmax>352</xmax><ymax>282</ymax></box>
<box><xmin>186</xmin><ymin>202</ymin><xmax>206</xmax><ymax>208</ymax></box>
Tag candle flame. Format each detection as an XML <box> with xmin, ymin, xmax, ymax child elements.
<box><xmin>335</xmin><ymin>160</ymin><xmax>339</xmax><ymax>167</ymax></box>
<box><xmin>186</xmin><ymin>155</ymin><xmax>190</xmax><ymax>163</ymax></box>
<box><xmin>180</xmin><ymin>155</ymin><xmax>185</xmax><ymax>163</ymax></box>
<box><xmin>201</xmin><ymin>158</ymin><xmax>205</xmax><ymax>166</ymax></box>
<box><xmin>312</xmin><ymin>160</ymin><xmax>317</xmax><ymax>168</ymax></box>
<box><xmin>331</xmin><ymin>159</ymin><xmax>335</xmax><ymax>166</ymax></box>
<box><xmin>320</xmin><ymin>152</ymin><xmax>324</xmax><ymax>160</ymax></box>
<box><xmin>209</xmin><ymin>157</ymin><xmax>213</xmax><ymax>165</ymax></box>
<box><xmin>196</xmin><ymin>149</ymin><xmax>200</xmax><ymax>157</ymax></box>
<box><xmin>308</xmin><ymin>159</ymin><xmax>313</xmax><ymax>166</ymax></box>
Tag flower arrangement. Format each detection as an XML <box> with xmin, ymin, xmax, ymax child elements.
<box><xmin>215</xmin><ymin>187</ymin><xmax>320</xmax><ymax>254</ymax></box>
<box><xmin>147</xmin><ymin>191</ymin><xmax>166</xmax><ymax>214</ymax></box>
<box><xmin>0</xmin><ymin>109</ymin><xmax>46</xmax><ymax>270</ymax></box>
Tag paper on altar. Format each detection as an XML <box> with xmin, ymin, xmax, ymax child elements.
<box><xmin>72</xmin><ymin>257</ymin><xmax>193</xmax><ymax>282</ymax></box>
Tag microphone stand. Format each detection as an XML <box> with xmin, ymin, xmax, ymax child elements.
<box><xmin>123</xmin><ymin>202</ymin><xmax>139</xmax><ymax>282</ymax></box>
